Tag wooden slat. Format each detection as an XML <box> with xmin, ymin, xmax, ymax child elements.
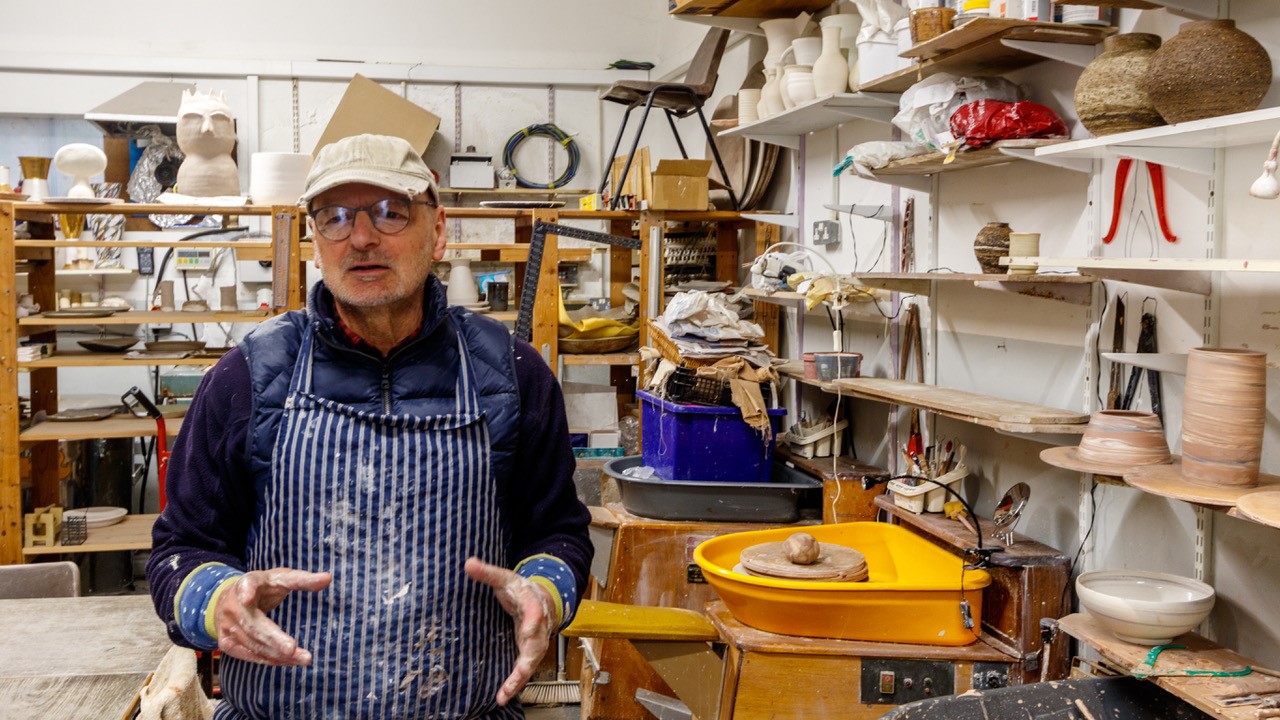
<box><xmin>21</xmin><ymin>416</ymin><xmax>185</xmax><ymax>443</ymax></box>
<box><xmin>0</xmin><ymin>203</ymin><xmax>19</xmax><ymax>564</ymax></box>
<box><xmin>832</xmin><ymin>377</ymin><xmax>1088</xmax><ymax>426</ymax></box>
<box><xmin>22</xmin><ymin>513</ymin><xmax>157</xmax><ymax>555</ymax></box>
<box><xmin>1059</xmin><ymin>613</ymin><xmax>1280</xmax><ymax>720</ymax></box>
<box><xmin>560</xmin><ymin>352</ymin><xmax>640</xmax><ymax>366</ymax></box>
<box><xmin>20</xmin><ymin>310</ymin><xmax>273</xmax><ymax>326</ymax></box>
<box><xmin>872</xmin><ymin>141</ymin><xmax>1064</xmax><ymax>177</ymax></box>
<box><xmin>902</xmin><ymin>18</ymin><xmax>1114</xmax><ymax>60</ymax></box>
<box><xmin>532</xmin><ymin>210</ymin><xmax>560</xmax><ymax>366</ymax></box>
<box><xmin>669</xmin><ymin>0</ymin><xmax>831</xmax><ymax>17</ymax></box>
<box><xmin>17</xmin><ymin>238</ymin><xmax>272</xmax><ymax>250</ymax></box>
<box><xmin>16</xmin><ymin>202</ymin><xmax>276</xmax><ymax>216</ymax></box>
<box><xmin>21</xmin><ymin>352</ymin><xmax>222</xmax><ymax>368</ymax></box>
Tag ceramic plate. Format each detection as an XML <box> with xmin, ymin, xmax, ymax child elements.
<box><xmin>478</xmin><ymin>200</ymin><xmax>565</xmax><ymax>209</ymax></box>
<box><xmin>65</xmin><ymin>506</ymin><xmax>128</xmax><ymax>529</ymax></box>
<box><xmin>40</xmin><ymin>308</ymin><xmax>120</xmax><ymax>319</ymax></box>
<box><xmin>42</xmin><ymin>197</ymin><xmax>125</xmax><ymax>205</ymax></box>
<box><xmin>77</xmin><ymin>337</ymin><xmax>139</xmax><ymax>353</ymax></box>
<box><xmin>144</xmin><ymin>340</ymin><xmax>207</xmax><ymax>352</ymax></box>
<box><xmin>47</xmin><ymin>407</ymin><xmax>118</xmax><ymax>422</ymax></box>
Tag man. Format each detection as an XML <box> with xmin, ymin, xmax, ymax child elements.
<box><xmin>146</xmin><ymin>133</ymin><xmax>592</xmax><ymax>719</ymax></box>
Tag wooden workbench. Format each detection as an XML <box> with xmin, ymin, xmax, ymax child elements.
<box><xmin>0</xmin><ymin>594</ymin><xmax>170</xmax><ymax>719</ymax></box>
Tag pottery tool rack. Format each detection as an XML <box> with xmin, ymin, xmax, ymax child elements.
<box><xmin>514</xmin><ymin>221</ymin><xmax>639</xmax><ymax>343</ymax></box>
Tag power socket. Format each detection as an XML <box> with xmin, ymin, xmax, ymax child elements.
<box><xmin>813</xmin><ymin>220</ymin><xmax>840</xmax><ymax>246</ymax></box>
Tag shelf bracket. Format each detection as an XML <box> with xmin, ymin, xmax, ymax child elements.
<box><xmin>1079</xmin><ymin>267</ymin><xmax>1212</xmax><ymax>295</ymax></box>
<box><xmin>743</xmin><ymin>133</ymin><xmax>800</xmax><ymax>150</ymax></box>
<box><xmin>829</xmin><ymin>106</ymin><xmax>897</xmax><ymax>125</ymax></box>
<box><xmin>857</xmin><ymin>171</ymin><xmax>933</xmax><ymax>193</ymax></box>
<box><xmin>1108</xmin><ymin>146</ymin><xmax>1215</xmax><ymax>176</ymax></box>
<box><xmin>1000</xmin><ymin>39</ymin><xmax>1097</xmax><ymax>68</ymax></box>
<box><xmin>823</xmin><ymin>204</ymin><xmax>896</xmax><ymax>222</ymax></box>
<box><xmin>741</xmin><ymin>213</ymin><xmax>799</xmax><ymax>229</ymax></box>
<box><xmin>1154</xmin><ymin>0</ymin><xmax>1218</xmax><ymax>19</ymax></box>
<box><xmin>997</xmin><ymin>147</ymin><xmax>1093</xmax><ymax>174</ymax></box>
<box><xmin>974</xmin><ymin>280</ymin><xmax>1093</xmax><ymax>306</ymax></box>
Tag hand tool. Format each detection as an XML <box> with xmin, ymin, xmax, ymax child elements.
<box><xmin>1106</xmin><ymin>294</ymin><xmax>1126</xmax><ymax>410</ymax></box>
<box><xmin>1102</xmin><ymin>159</ymin><xmax>1178</xmax><ymax>245</ymax></box>
<box><xmin>898</xmin><ymin>303</ymin><xmax>925</xmax><ymax>457</ymax></box>
<box><xmin>1119</xmin><ymin>300</ymin><xmax>1164</xmax><ymax>424</ymax></box>
<box><xmin>122</xmin><ymin>386</ymin><xmax>170</xmax><ymax>509</ymax></box>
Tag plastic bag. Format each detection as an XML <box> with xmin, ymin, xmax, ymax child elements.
<box><xmin>949</xmin><ymin>100</ymin><xmax>1068</xmax><ymax>148</ymax></box>
<box><xmin>891</xmin><ymin>74</ymin><xmax>1022</xmax><ymax>151</ymax></box>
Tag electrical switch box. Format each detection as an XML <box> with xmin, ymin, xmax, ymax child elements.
<box><xmin>175</xmin><ymin>247</ymin><xmax>214</xmax><ymax>271</ymax></box>
<box><xmin>861</xmin><ymin>659</ymin><xmax>955</xmax><ymax>705</ymax></box>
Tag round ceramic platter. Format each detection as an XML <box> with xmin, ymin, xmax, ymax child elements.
<box><xmin>1126</xmin><ymin>462</ymin><xmax>1280</xmax><ymax>507</ymax></box>
<box><xmin>40</xmin><ymin>308</ymin><xmax>120</xmax><ymax>319</ymax></box>
<box><xmin>47</xmin><ymin>407</ymin><xmax>117</xmax><ymax>422</ymax></box>
<box><xmin>65</xmin><ymin>506</ymin><xmax>128</xmax><ymax>528</ymax></box>
<box><xmin>478</xmin><ymin>200</ymin><xmax>565</xmax><ymax>209</ymax></box>
<box><xmin>144</xmin><ymin>340</ymin><xmax>207</xmax><ymax>352</ymax></box>
<box><xmin>42</xmin><ymin>197</ymin><xmax>125</xmax><ymax>205</ymax></box>
<box><xmin>739</xmin><ymin>541</ymin><xmax>867</xmax><ymax>581</ymax></box>
<box><xmin>77</xmin><ymin>338</ymin><xmax>139</xmax><ymax>353</ymax></box>
<box><xmin>1235</xmin><ymin>491</ymin><xmax>1280</xmax><ymax>529</ymax></box>
<box><xmin>1039</xmin><ymin>445</ymin><xmax>1162</xmax><ymax>479</ymax></box>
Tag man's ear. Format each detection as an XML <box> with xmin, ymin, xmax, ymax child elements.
<box><xmin>430</xmin><ymin>205</ymin><xmax>448</xmax><ymax>262</ymax></box>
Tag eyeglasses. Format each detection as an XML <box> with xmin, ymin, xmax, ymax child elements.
<box><xmin>310</xmin><ymin>197</ymin><xmax>436</xmax><ymax>241</ymax></box>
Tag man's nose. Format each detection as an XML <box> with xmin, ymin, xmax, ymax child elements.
<box><xmin>347</xmin><ymin>210</ymin><xmax>381</xmax><ymax>249</ymax></box>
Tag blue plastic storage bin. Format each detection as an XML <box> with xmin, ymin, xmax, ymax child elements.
<box><xmin>638</xmin><ymin>389</ymin><xmax>786</xmax><ymax>483</ymax></box>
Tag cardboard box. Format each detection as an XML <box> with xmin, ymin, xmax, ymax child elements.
<box><xmin>650</xmin><ymin>159</ymin><xmax>712</xmax><ymax>210</ymax></box>
<box><xmin>313</xmin><ymin>74</ymin><xmax>442</xmax><ymax>158</ymax></box>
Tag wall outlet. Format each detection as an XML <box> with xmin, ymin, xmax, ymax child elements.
<box><xmin>813</xmin><ymin>220</ymin><xmax>840</xmax><ymax>246</ymax></box>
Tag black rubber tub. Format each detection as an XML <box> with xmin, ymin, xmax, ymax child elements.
<box><xmin>603</xmin><ymin>455</ymin><xmax>822</xmax><ymax>523</ymax></box>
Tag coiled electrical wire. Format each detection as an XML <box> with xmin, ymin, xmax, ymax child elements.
<box><xmin>502</xmin><ymin>123</ymin><xmax>580</xmax><ymax>189</ymax></box>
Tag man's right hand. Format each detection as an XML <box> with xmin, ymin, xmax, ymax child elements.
<box><xmin>215</xmin><ymin>567</ymin><xmax>332</xmax><ymax>666</ymax></box>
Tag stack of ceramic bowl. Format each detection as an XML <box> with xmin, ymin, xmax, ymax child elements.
<box><xmin>737</xmin><ymin>90</ymin><xmax>761</xmax><ymax>125</ymax></box>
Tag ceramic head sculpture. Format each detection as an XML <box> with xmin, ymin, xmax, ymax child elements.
<box><xmin>175</xmin><ymin>89</ymin><xmax>241</xmax><ymax>197</ymax></box>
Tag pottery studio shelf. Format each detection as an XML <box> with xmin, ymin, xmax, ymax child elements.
<box><xmin>859</xmin><ymin>139</ymin><xmax>1084</xmax><ymax>192</ymax></box>
<box><xmin>740</xmin><ymin>287</ymin><xmax>891</xmax><ymax>322</ymax></box>
<box><xmin>857</xmin><ymin>19</ymin><xmax>1116</xmax><ymax>94</ymax></box>
<box><xmin>20</xmin><ymin>415</ymin><xmax>186</xmax><ymax>443</ymax></box>
<box><xmin>20</xmin><ymin>353</ymin><xmax>223</xmax><ymax>369</ymax></box>
<box><xmin>1033</xmin><ymin>0</ymin><xmax>1219</xmax><ymax>19</ymax></box>
<box><xmin>998</xmin><ymin>256</ymin><xmax>1280</xmax><ymax>296</ymax></box>
<box><xmin>851</xmin><ymin>271</ymin><xmax>1097</xmax><ymax>305</ymax></box>
<box><xmin>776</xmin><ymin>363</ymin><xmax>1089</xmax><ymax>435</ymax></box>
<box><xmin>1034</xmin><ymin>106</ymin><xmax>1280</xmax><ymax>175</ymax></box>
<box><xmin>721</xmin><ymin>93</ymin><xmax>902</xmax><ymax>148</ymax></box>
<box><xmin>22</xmin><ymin>513</ymin><xmax>159</xmax><ymax>556</ymax></box>
<box><xmin>1058</xmin><ymin>612</ymin><xmax>1280</xmax><ymax>720</ymax></box>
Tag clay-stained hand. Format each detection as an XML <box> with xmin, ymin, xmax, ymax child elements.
<box><xmin>464</xmin><ymin>556</ymin><xmax>555</xmax><ymax>706</ymax></box>
<box><xmin>215</xmin><ymin>567</ymin><xmax>332</xmax><ymax>666</ymax></box>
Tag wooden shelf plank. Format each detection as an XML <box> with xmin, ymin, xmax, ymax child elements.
<box><xmin>722</xmin><ymin>93</ymin><xmax>901</xmax><ymax>148</ymax></box>
<box><xmin>833</xmin><ymin>377</ymin><xmax>1088</xmax><ymax>431</ymax></box>
<box><xmin>859</xmin><ymin>19</ymin><xmax>1115</xmax><ymax>94</ymax></box>
<box><xmin>21</xmin><ymin>416</ymin><xmax>185</xmax><ymax>442</ymax></box>
<box><xmin>13</xmin><ymin>202</ymin><xmax>277</xmax><ymax>217</ymax></box>
<box><xmin>870</xmin><ymin>140</ymin><xmax>1067</xmax><ymax>177</ymax></box>
<box><xmin>875</xmin><ymin>495</ymin><xmax>1068</xmax><ymax>565</ymax></box>
<box><xmin>22</xmin><ymin>513</ymin><xmax>157</xmax><ymax>555</ymax></box>
<box><xmin>779</xmin><ymin>364</ymin><xmax>1088</xmax><ymax>434</ymax></box>
<box><xmin>1036</xmin><ymin>106</ymin><xmax>1280</xmax><ymax>160</ymax></box>
<box><xmin>437</xmin><ymin>187</ymin><xmax>589</xmax><ymax>196</ymax></box>
<box><xmin>1012</xmin><ymin>256</ymin><xmax>1280</xmax><ymax>273</ymax></box>
<box><xmin>1058</xmin><ymin>613</ymin><xmax>1280</xmax><ymax>720</ymax></box>
<box><xmin>20</xmin><ymin>352</ymin><xmax>221</xmax><ymax>369</ymax></box>
<box><xmin>560</xmin><ymin>352</ymin><xmax>640</xmax><ymax>366</ymax></box>
<box><xmin>19</xmin><ymin>310</ymin><xmax>273</xmax><ymax>326</ymax></box>
<box><xmin>668</xmin><ymin>0</ymin><xmax>831</xmax><ymax>18</ymax></box>
<box><xmin>776</xmin><ymin>444</ymin><xmax>886</xmax><ymax>482</ymax></box>
<box><xmin>17</xmin><ymin>239</ymin><xmax>272</xmax><ymax>250</ymax></box>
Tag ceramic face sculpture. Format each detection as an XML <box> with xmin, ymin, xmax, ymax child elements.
<box><xmin>175</xmin><ymin>89</ymin><xmax>240</xmax><ymax>197</ymax></box>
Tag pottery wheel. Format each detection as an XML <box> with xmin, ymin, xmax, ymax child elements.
<box><xmin>739</xmin><ymin>541</ymin><xmax>868</xmax><ymax>581</ymax></box>
<box><xmin>1235</xmin><ymin>490</ymin><xmax>1280</xmax><ymax>529</ymax></box>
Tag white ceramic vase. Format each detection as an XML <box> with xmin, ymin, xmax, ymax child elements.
<box><xmin>812</xmin><ymin>25</ymin><xmax>849</xmax><ymax>96</ymax></box>
<box><xmin>760</xmin><ymin>14</ymin><xmax>811</xmax><ymax>68</ymax></box>
<box><xmin>784</xmin><ymin>67</ymin><xmax>817</xmax><ymax>107</ymax></box>
<box><xmin>446</xmin><ymin>258</ymin><xmax>480</xmax><ymax>305</ymax></box>
<box><xmin>778</xmin><ymin>66</ymin><xmax>799</xmax><ymax>110</ymax></box>
<box><xmin>53</xmin><ymin>144</ymin><xmax>108</xmax><ymax>199</ymax></box>
<box><xmin>759</xmin><ymin>66</ymin><xmax>785</xmax><ymax>118</ymax></box>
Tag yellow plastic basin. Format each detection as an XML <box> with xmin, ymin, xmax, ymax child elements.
<box><xmin>694</xmin><ymin>522</ymin><xmax>991</xmax><ymax>646</ymax></box>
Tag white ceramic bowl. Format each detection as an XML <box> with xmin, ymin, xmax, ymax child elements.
<box><xmin>1076</xmin><ymin>569</ymin><xmax>1215</xmax><ymax>645</ymax></box>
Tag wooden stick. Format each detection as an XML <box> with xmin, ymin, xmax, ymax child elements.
<box><xmin>1074</xmin><ymin>699</ymin><xmax>1099</xmax><ymax>720</ymax></box>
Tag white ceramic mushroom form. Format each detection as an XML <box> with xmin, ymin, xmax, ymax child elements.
<box><xmin>54</xmin><ymin>144</ymin><xmax>108</xmax><ymax>199</ymax></box>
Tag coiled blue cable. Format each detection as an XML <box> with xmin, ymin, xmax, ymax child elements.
<box><xmin>502</xmin><ymin>123</ymin><xmax>580</xmax><ymax>189</ymax></box>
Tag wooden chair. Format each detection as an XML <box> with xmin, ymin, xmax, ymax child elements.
<box><xmin>0</xmin><ymin>560</ymin><xmax>81</xmax><ymax>599</ymax></box>
<box><xmin>597</xmin><ymin>27</ymin><xmax>739</xmax><ymax>210</ymax></box>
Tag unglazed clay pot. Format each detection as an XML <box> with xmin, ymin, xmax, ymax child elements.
<box><xmin>1181</xmin><ymin>347</ymin><xmax>1267</xmax><ymax>488</ymax></box>
<box><xmin>1142</xmin><ymin>20</ymin><xmax>1271</xmax><ymax>124</ymax></box>
<box><xmin>1075</xmin><ymin>33</ymin><xmax>1165</xmax><ymax>136</ymax></box>
<box><xmin>1076</xmin><ymin>410</ymin><xmax>1171</xmax><ymax>467</ymax></box>
<box><xmin>973</xmin><ymin>221</ymin><xmax>1011</xmax><ymax>274</ymax></box>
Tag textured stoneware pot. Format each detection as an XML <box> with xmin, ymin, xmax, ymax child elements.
<box><xmin>973</xmin><ymin>222</ymin><xmax>1011</xmax><ymax>274</ymax></box>
<box><xmin>1181</xmin><ymin>347</ymin><xmax>1267</xmax><ymax>487</ymax></box>
<box><xmin>1143</xmin><ymin>20</ymin><xmax>1271</xmax><ymax>124</ymax></box>
<box><xmin>1075</xmin><ymin>33</ymin><xmax>1165</xmax><ymax>136</ymax></box>
<box><xmin>1076</xmin><ymin>410</ymin><xmax>1171</xmax><ymax>467</ymax></box>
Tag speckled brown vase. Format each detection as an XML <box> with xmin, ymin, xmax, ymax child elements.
<box><xmin>973</xmin><ymin>222</ymin><xmax>1011</xmax><ymax>274</ymax></box>
<box><xmin>1075</xmin><ymin>33</ymin><xmax>1165</xmax><ymax>136</ymax></box>
<box><xmin>1181</xmin><ymin>347</ymin><xmax>1267</xmax><ymax>488</ymax></box>
<box><xmin>1142</xmin><ymin>20</ymin><xmax>1271</xmax><ymax>124</ymax></box>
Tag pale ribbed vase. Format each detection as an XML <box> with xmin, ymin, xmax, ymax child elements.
<box><xmin>1181</xmin><ymin>347</ymin><xmax>1267</xmax><ymax>487</ymax></box>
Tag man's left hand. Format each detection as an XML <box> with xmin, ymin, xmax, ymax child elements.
<box><xmin>464</xmin><ymin>556</ymin><xmax>555</xmax><ymax>707</ymax></box>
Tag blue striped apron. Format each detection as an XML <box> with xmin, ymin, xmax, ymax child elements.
<box><xmin>215</xmin><ymin>321</ymin><xmax>522</xmax><ymax>719</ymax></box>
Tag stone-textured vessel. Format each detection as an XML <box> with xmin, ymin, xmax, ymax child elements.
<box><xmin>1076</xmin><ymin>410</ymin><xmax>1171</xmax><ymax>467</ymax></box>
<box><xmin>1181</xmin><ymin>347</ymin><xmax>1267</xmax><ymax>488</ymax></box>
<box><xmin>1143</xmin><ymin>20</ymin><xmax>1271</xmax><ymax>124</ymax></box>
<box><xmin>1075</xmin><ymin>33</ymin><xmax>1165</xmax><ymax>136</ymax></box>
<box><xmin>973</xmin><ymin>222</ymin><xmax>1011</xmax><ymax>274</ymax></box>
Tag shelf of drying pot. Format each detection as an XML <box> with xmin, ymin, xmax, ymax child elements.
<box><xmin>1039</xmin><ymin>0</ymin><xmax>1217</xmax><ymax>18</ymax></box>
<box><xmin>858</xmin><ymin>140</ymin><xmax>1085</xmax><ymax>192</ymax></box>
<box><xmin>857</xmin><ymin>19</ymin><xmax>1116</xmax><ymax>94</ymax></box>
<box><xmin>721</xmin><ymin>93</ymin><xmax>902</xmax><ymax>149</ymax></box>
<box><xmin>1058</xmin><ymin>613</ymin><xmax>1280</xmax><ymax>720</ymax></box>
<box><xmin>1034</xmin><ymin>106</ymin><xmax>1280</xmax><ymax>175</ymax></box>
<box><xmin>994</xmin><ymin>256</ymin><xmax>1280</xmax><ymax>295</ymax></box>
<box><xmin>834</xmin><ymin>377</ymin><xmax>1088</xmax><ymax>435</ymax></box>
<box><xmin>849</xmin><ymin>271</ymin><xmax>1096</xmax><ymax>306</ymax></box>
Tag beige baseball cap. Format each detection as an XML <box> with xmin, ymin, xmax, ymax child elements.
<box><xmin>300</xmin><ymin>133</ymin><xmax>439</xmax><ymax>207</ymax></box>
